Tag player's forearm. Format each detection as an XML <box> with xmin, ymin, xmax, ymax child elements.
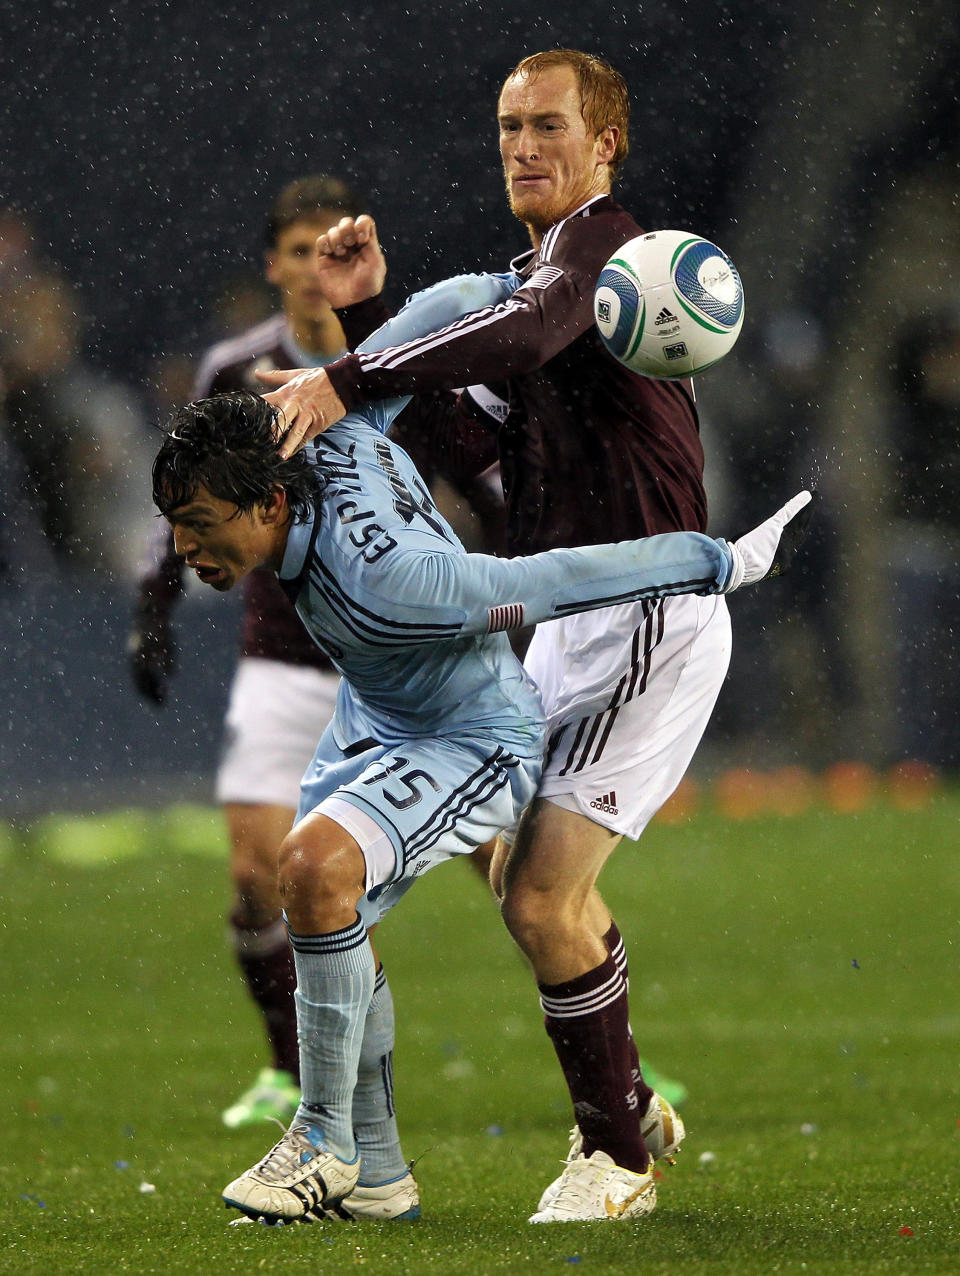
<box><xmin>334</xmin><ymin>296</ymin><xmax>393</xmax><ymax>352</ymax></box>
<box><xmin>325</xmin><ymin>275</ymin><xmax>588</xmax><ymax>412</ymax></box>
<box><xmin>372</xmin><ymin>533</ymin><xmax>732</xmax><ymax>642</ymax></box>
<box><xmin>456</xmin><ymin>534</ymin><xmax>733</xmax><ymax>633</ymax></box>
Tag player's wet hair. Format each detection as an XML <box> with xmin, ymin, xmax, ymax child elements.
<box><xmin>152</xmin><ymin>392</ymin><xmax>323</xmax><ymax>521</ymax></box>
<box><xmin>503</xmin><ymin>49</ymin><xmax>630</xmax><ymax>176</ymax></box>
<box><xmin>265</xmin><ymin>174</ymin><xmax>362</xmax><ymax>247</ymax></box>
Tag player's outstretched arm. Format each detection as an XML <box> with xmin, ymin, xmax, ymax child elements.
<box><xmin>720</xmin><ymin>490</ymin><xmax>814</xmax><ymax>591</ymax></box>
<box><xmin>356</xmin><ymin>492</ymin><xmax>814</xmax><ymax>642</ymax></box>
<box><xmin>360</xmin><ymin>531</ymin><xmax>733</xmax><ymax>643</ymax></box>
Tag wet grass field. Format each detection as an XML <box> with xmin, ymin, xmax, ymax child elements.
<box><xmin>2</xmin><ymin>791</ymin><xmax>958</xmax><ymax>1274</ymax></box>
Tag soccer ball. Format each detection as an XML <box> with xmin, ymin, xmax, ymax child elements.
<box><xmin>593</xmin><ymin>230</ymin><xmax>744</xmax><ymax>379</ymax></box>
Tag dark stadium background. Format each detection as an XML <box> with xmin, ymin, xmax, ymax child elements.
<box><xmin>2</xmin><ymin>0</ymin><xmax>806</xmax><ymax>379</ymax></box>
<box><xmin>1</xmin><ymin>0</ymin><xmax>957</xmax><ymax>810</ymax></box>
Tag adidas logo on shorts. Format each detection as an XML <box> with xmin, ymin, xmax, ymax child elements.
<box><xmin>589</xmin><ymin>790</ymin><xmax>619</xmax><ymax>815</ymax></box>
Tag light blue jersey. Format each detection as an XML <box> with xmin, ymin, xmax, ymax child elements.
<box><xmin>274</xmin><ymin>272</ymin><xmax>734</xmax><ymax>916</ymax></box>
<box><xmin>279</xmin><ymin>414</ymin><xmax>732</xmax><ymax>756</ymax></box>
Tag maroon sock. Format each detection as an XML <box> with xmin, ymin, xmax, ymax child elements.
<box><xmin>604</xmin><ymin>920</ymin><xmax>654</xmax><ymax>1116</ymax></box>
<box><xmin>230</xmin><ymin>914</ymin><xmax>300</xmax><ymax>1082</ymax></box>
<box><xmin>539</xmin><ymin>953</ymin><xmax>650</xmax><ymax>1172</ymax></box>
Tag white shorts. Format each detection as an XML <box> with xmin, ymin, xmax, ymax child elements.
<box><xmin>524</xmin><ymin>593</ymin><xmax>731</xmax><ymax>841</ymax></box>
<box><xmin>215</xmin><ymin>657</ymin><xmax>340</xmax><ymax>808</ymax></box>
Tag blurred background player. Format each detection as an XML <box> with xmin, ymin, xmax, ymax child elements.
<box><xmin>129</xmin><ymin>175</ymin><xmax>359</xmax><ymax>1130</ymax></box>
<box><xmin>0</xmin><ymin>209</ymin><xmax>152</xmax><ymax>583</ymax></box>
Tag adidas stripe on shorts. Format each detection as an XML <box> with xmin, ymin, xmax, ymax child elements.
<box><xmin>215</xmin><ymin>657</ymin><xmax>340</xmax><ymax>808</ymax></box>
<box><xmin>525</xmin><ymin>593</ymin><xmax>731</xmax><ymax>841</ymax></box>
<box><xmin>297</xmin><ymin>725</ymin><xmax>541</xmax><ymax>928</ymax></box>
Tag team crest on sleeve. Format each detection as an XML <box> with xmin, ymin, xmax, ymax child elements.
<box><xmin>487</xmin><ymin>602</ymin><xmax>525</xmax><ymax>633</ymax></box>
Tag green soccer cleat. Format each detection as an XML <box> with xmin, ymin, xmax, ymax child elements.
<box><xmin>636</xmin><ymin>1057</ymin><xmax>688</xmax><ymax>1110</ymax></box>
<box><xmin>221</xmin><ymin>1068</ymin><xmax>301</xmax><ymax>1130</ymax></box>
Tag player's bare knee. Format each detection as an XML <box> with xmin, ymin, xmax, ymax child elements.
<box><xmin>500</xmin><ymin>881</ymin><xmax>557</xmax><ymax>950</ymax></box>
<box><xmin>278</xmin><ymin>823</ymin><xmax>366</xmax><ymax>929</ymax></box>
<box><xmin>278</xmin><ymin>833</ymin><xmax>332</xmax><ymax>905</ymax></box>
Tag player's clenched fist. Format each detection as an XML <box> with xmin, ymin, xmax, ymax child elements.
<box><xmin>314</xmin><ymin>213</ymin><xmax>386</xmax><ymax>309</ymax></box>
<box><xmin>257</xmin><ymin>213</ymin><xmax>385</xmax><ymax>453</ymax></box>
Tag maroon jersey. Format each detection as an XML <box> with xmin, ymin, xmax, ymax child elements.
<box><xmin>329</xmin><ymin>196</ymin><xmax>706</xmax><ymax>555</ymax></box>
<box><xmin>138</xmin><ymin>315</ymin><xmax>336</xmax><ymax>669</ymax></box>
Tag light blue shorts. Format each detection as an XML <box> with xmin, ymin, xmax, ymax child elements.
<box><xmin>297</xmin><ymin>724</ymin><xmax>541</xmax><ymax>927</ymax></box>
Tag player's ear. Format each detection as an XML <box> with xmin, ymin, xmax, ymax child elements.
<box><xmin>264</xmin><ymin>251</ymin><xmax>279</xmax><ymax>286</ymax></box>
<box><xmin>262</xmin><ymin>485</ymin><xmax>288</xmax><ymax>524</ymax></box>
<box><xmin>596</xmin><ymin>126</ymin><xmax>618</xmax><ymax>166</ymax></box>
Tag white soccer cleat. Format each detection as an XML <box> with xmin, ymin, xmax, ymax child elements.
<box><xmin>723</xmin><ymin>490</ymin><xmax>815</xmax><ymax>591</ymax></box>
<box><xmin>529</xmin><ymin>1149</ymin><xmax>656</xmax><ymax>1223</ymax></box>
<box><xmin>536</xmin><ymin>1091</ymin><xmax>685</xmax><ymax>1213</ymax></box>
<box><xmin>324</xmin><ymin>1169</ymin><xmax>421</xmax><ymax>1221</ymax></box>
<box><xmin>222</xmin><ymin>1125</ymin><xmax>360</xmax><ymax>1222</ymax></box>
<box><xmin>641</xmin><ymin>1090</ymin><xmax>686</xmax><ymax>1163</ymax></box>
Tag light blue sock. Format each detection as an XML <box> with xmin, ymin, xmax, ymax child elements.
<box><xmin>353</xmin><ymin>965</ymin><xmax>409</xmax><ymax>1186</ymax></box>
<box><xmin>289</xmin><ymin>914</ymin><xmax>374</xmax><ymax>1163</ymax></box>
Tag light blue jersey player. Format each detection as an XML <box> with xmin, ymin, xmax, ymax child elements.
<box><xmin>152</xmin><ymin>269</ymin><xmax>812</xmax><ymax>1225</ymax></box>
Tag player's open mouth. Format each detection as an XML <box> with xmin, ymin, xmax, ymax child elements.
<box><xmin>193</xmin><ymin>563</ymin><xmax>224</xmax><ymax>584</ymax></box>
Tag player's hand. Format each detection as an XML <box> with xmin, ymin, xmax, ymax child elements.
<box><xmin>256</xmin><ymin>367</ymin><xmax>348</xmax><ymax>456</ymax></box>
<box><xmin>314</xmin><ymin>214</ymin><xmax>387</xmax><ymax>308</ymax></box>
<box><xmin>128</xmin><ymin>606</ymin><xmax>176</xmax><ymax>705</ymax></box>
<box><xmin>723</xmin><ymin>490</ymin><xmax>815</xmax><ymax>591</ymax></box>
